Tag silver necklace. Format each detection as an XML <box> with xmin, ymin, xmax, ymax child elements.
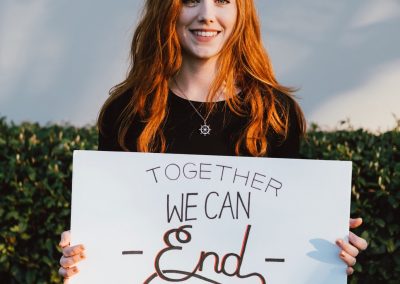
<box><xmin>173</xmin><ymin>77</ymin><xmax>212</xmax><ymax>136</ymax></box>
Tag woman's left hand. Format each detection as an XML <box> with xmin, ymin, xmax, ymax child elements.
<box><xmin>336</xmin><ymin>217</ymin><xmax>368</xmax><ymax>275</ymax></box>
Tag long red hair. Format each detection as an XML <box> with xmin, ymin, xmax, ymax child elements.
<box><xmin>98</xmin><ymin>0</ymin><xmax>306</xmax><ymax>156</ymax></box>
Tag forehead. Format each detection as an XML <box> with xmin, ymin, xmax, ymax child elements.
<box><xmin>179</xmin><ymin>0</ymin><xmax>239</xmax><ymax>6</ymax></box>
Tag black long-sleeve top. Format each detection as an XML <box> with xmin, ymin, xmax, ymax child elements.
<box><xmin>98</xmin><ymin>89</ymin><xmax>302</xmax><ymax>158</ymax></box>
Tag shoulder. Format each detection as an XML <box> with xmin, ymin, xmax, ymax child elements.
<box><xmin>267</xmin><ymin>88</ymin><xmax>300</xmax><ymax>118</ymax></box>
<box><xmin>265</xmin><ymin>87</ymin><xmax>306</xmax><ymax>158</ymax></box>
<box><xmin>257</xmin><ymin>86</ymin><xmax>304</xmax><ymax>133</ymax></box>
<box><xmin>101</xmin><ymin>89</ymin><xmax>133</xmax><ymax>127</ymax></box>
<box><xmin>97</xmin><ymin>89</ymin><xmax>134</xmax><ymax>151</ymax></box>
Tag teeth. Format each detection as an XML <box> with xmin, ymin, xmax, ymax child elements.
<box><xmin>193</xmin><ymin>31</ymin><xmax>218</xmax><ymax>37</ymax></box>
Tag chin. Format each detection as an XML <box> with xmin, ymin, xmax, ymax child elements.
<box><xmin>187</xmin><ymin>50</ymin><xmax>222</xmax><ymax>61</ymax></box>
<box><xmin>196</xmin><ymin>54</ymin><xmax>218</xmax><ymax>60</ymax></box>
<box><xmin>181</xmin><ymin>44</ymin><xmax>224</xmax><ymax>62</ymax></box>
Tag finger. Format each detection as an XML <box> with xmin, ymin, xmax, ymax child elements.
<box><xmin>63</xmin><ymin>244</ymin><xmax>85</xmax><ymax>257</ymax></box>
<box><xmin>349</xmin><ymin>231</ymin><xmax>368</xmax><ymax>251</ymax></box>
<box><xmin>349</xmin><ymin>218</ymin><xmax>363</xmax><ymax>229</ymax></box>
<box><xmin>60</xmin><ymin>252</ymin><xmax>86</xmax><ymax>268</ymax></box>
<box><xmin>336</xmin><ymin>239</ymin><xmax>359</xmax><ymax>257</ymax></box>
<box><xmin>339</xmin><ymin>250</ymin><xmax>356</xmax><ymax>267</ymax></box>
<box><xmin>346</xmin><ymin>267</ymin><xmax>354</xmax><ymax>275</ymax></box>
<box><xmin>59</xmin><ymin>231</ymin><xmax>71</xmax><ymax>248</ymax></box>
<box><xmin>58</xmin><ymin>266</ymin><xmax>79</xmax><ymax>279</ymax></box>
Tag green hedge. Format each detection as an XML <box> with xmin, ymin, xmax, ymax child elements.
<box><xmin>0</xmin><ymin>117</ymin><xmax>399</xmax><ymax>283</ymax></box>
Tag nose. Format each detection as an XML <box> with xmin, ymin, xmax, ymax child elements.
<box><xmin>197</xmin><ymin>0</ymin><xmax>215</xmax><ymax>24</ymax></box>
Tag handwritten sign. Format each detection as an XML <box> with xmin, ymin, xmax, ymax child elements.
<box><xmin>70</xmin><ymin>150</ymin><xmax>351</xmax><ymax>284</ymax></box>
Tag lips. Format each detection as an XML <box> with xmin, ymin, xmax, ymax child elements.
<box><xmin>190</xmin><ymin>29</ymin><xmax>221</xmax><ymax>37</ymax></box>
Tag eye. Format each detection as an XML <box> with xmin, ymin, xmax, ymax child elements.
<box><xmin>182</xmin><ymin>0</ymin><xmax>200</xmax><ymax>7</ymax></box>
<box><xmin>215</xmin><ymin>0</ymin><xmax>230</xmax><ymax>4</ymax></box>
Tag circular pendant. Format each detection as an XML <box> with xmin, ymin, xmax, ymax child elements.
<box><xmin>199</xmin><ymin>124</ymin><xmax>211</xmax><ymax>136</ymax></box>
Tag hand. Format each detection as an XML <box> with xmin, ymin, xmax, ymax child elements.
<box><xmin>336</xmin><ymin>218</ymin><xmax>368</xmax><ymax>275</ymax></box>
<box><xmin>58</xmin><ymin>230</ymin><xmax>86</xmax><ymax>283</ymax></box>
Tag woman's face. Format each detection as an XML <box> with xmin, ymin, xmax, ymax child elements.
<box><xmin>177</xmin><ymin>0</ymin><xmax>238</xmax><ymax>62</ymax></box>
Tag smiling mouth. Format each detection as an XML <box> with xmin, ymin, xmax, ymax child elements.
<box><xmin>190</xmin><ymin>30</ymin><xmax>221</xmax><ymax>37</ymax></box>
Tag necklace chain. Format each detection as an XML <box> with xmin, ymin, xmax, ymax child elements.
<box><xmin>173</xmin><ymin>77</ymin><xmax>215</xmax><ymax>136</ymax></box>
<box><xmin>173</xmin><ymin>77</ymin><xmax>213</xmax><ymax>124</ymax></box>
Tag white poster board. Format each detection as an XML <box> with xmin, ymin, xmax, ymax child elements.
<box><xmin>70</xmin><ymin>150</ymin><xmax>352</xmax><ymax>284</ymax></box>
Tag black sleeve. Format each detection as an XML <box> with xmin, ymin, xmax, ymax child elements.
<box><xmin>269</xmin><ymin>96</ymin><xmax>303</xmax><ymax>159</ymax></box>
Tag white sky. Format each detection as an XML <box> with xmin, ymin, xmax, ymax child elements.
<box><xmin>0</xmin><ymin>0</ymin><xmax>399</xmax><ymax>131</ymax></box>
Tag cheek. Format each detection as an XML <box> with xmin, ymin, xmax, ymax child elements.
<box><xmin>176</xmin><ymin>20</ymin><xmax>187</xmax><ymax>43</ymax></box>
<box><xmin>221</xmin><ymin>9</ymin><xmax>238</xmax><ymax>34</ymax></box>
<box><xmin>176</xmin><ymin>10</ymin><xmax>193</xmax><ymax>39</ymax></box>
<box><xmin>177</xmin><ymin>8</ymin><xmax>193</xmax><ymax>29</ymax></box>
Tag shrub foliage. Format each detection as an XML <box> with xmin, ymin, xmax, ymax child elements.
<box><xmin>0</xmin><ymin>117</ymin><xmax>399</xmax><ymax>283</ymax></box>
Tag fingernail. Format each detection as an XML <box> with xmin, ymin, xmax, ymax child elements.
<box><xmin>80</xmin><ymin>253</ymin><xmax>85</xmax><ymax>259</ymax></box>
<box><xmin>340</xmin><ymin>251</ymin><xmax>346</xmax><ymax>257</ymax></box>
<box><xmin>80</xmin><ymin>245</ymin><xmax>85</xmax><ymax>250</ymax></box>
<box><xmin>336</xmin><ymin>239</ymin><xmax>343</xmax><ymax>245</ymax></box>
<box><xmin>72</xmin><ymin>267</ymin><xmax>78</xmax><ymax>273</ymax></box>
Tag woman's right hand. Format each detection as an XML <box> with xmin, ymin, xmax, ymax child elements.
<box><xmin>58</xmin><ymin>230</ymin><xmax>86</xmax><ymax>283</ymax></box>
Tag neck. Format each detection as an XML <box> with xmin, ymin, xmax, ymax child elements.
<box><xmin>171</xmin><ymin>56</ymin><xmax>222</xmax><ymax>102</ymax></box>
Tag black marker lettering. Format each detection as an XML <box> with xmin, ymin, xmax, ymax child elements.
<box><xmin>146</xmin><ymin>166</ymin><xmax>161</xmax><ymax>183</ymax></box>
<box><xmin>219</xmin><ymin>192</ymin><xmax>235</xmax><ymax>219</ymax></box>
<box><xmin>233</xmin><ymin>168</ymin><xmax>250</xmax><ymax>186</ymax></box>
<box><xmin>165</xmin><ymin>163</ymin><xmax>181</xmax><ymax>180</ymax></box>
<box><xmin>183</xmin><ymin>162</ymin><xmax>197</xmax><ymax>179</ymax></box>
<box><xmin>215</xmin><ymin>164</ymin><xmax>233</xmax><ymax>181</ymax></box>
<box><xmin>166</xmin><ymin>194</ymin><xmax>184</xmax><ymax>223</ymax></box>
<box><xmin>266</xmin><ymin>178</ymin><xmax>283</xmax><ymax>196</ymax></box>
<box><xmin>251</xmin><ymin>172</ymin><xmax>266</xmax><ymax>191</ymax></box>
<box><xmin>185</xmin><ymin>193</ymin><xmax>198</xmax><ymax>221</ymax></box>
<box><xmin>236</xmin><ymin>192</ymin><xmax>251</xmax><ymax>219</ymax></box>
<box><xmin>205</xmin><ymin>192</ymin><xmax>219</xmax><ymax>219</ymax></box>
<box><xmin>199</xmin><ymin>163</ymin><xmax>212</xmax><ymax>179</ymax></box>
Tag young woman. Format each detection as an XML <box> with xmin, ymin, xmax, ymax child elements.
<box><xmin>58</xmin><ymin>0</ymin><xmax>368</xmax><ymax>281</ymax></box>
